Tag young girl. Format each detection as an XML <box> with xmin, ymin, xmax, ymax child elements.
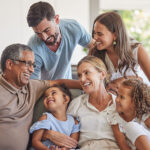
<box><xmin>108</xmin><ymin>79</ymin><xmax>150</xmax><ymax>150</ymax></box>
<box><xmin>30</xmin><ymin>84</ymin><xmax>80</xmax><ymax>150</ymax></box>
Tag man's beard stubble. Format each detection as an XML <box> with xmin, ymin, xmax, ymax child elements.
<box><xmin>45</xmin><ymin>32</ymin><xmax>59</xmax><ymax>46</ymax></box>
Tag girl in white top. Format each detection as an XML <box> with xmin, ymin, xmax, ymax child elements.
<box><xmin>108</xmin><ymin>79</ymin><xmax>150</xmax><ymax>150</ymax></box>
<box><xmin>90</xmin><ymin>11</ymin><xmax>150</xmax><ymax>93</ymax></box>
<box><xmin>68</xmin><ymin>56</ymin><xmax>120</xmax><ymax>150</ymax></box>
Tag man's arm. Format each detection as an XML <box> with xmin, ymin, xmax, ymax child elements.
<box><xmin>87</xmin><ymin>38</ymin><xmax>96</xmax><ymax>49</ymax></box>
<box><xmin>49</xmin><ymin>79</ymin><xmax>81</xmax><ymax>89</ymax></box>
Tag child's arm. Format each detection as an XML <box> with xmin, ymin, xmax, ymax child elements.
<box><xmin>135</xmin><ymin>135</ymin><xmax>150</xmax><ymax>150</ymax></box>
<box><xmin>133</xmin><ymin>116</ymin><xmax>150</xmax><ymax>150</ymax></box>
<box><xmin>32</xmin><ymin>114</ymin><xmax>49</xmax><ymax>150</ymax></box>
<box><xmin>144</xmin><ymin>116</ymin><xmax>150</xmax><ymax>128</ymax></box>
<box><xmin>111</xmin><ymin>124</ymin><xmax>131</xmax><ymax>150</ymax></box>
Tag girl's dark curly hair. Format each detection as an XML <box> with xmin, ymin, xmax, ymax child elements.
<box><xmin>122</xmin><ymin>79</ymin><xmax>150</xmax><ymax>120</ymax></box>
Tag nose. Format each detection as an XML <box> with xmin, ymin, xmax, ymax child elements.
<box><xmin>47</xmin><ymin>94</ymin><xmax>53</xmax><ymax>99</ymax></box>
<box><xmin>115</xmin><ymin>96</ymin><xmax>120</xmax><ymax>103</ymax></box>
<box><xmin>94</xmin><ymin>33</ymin><xmax>99</xmax><ymax>41</ymax></box>
<box><xmin>41</xmin><ymin>32</ymin><xmax>49</xmax><ymax>41</ymax></box>
<box><xmin>80</xmin><ymin>74</ymin><xmax>86</xmax><ymax>82</ymax></box>
<box><xmin>28</xmin><ymin>65</ymin><xmax>34</xmax><ymax>73</ymax></box>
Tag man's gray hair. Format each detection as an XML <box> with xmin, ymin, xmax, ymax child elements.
<box><xmin>1</xmin><ymin>43</ymin><xmax>33</xmax><ymax>72</ymax></box>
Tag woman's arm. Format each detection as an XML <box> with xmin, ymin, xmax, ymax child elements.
<box><xmin>138</xmin><ymin>45</ymin><xmax>150</xmax><ymax>81</ymax></box>
<box><xmin>42</xmin><ymin>130</ymin><xmax>78</xmax><ymax>149</ymax></box>
<box><xmin>60</xmin><ymin>118</ymin><xmax>80</xmax><ymax>150</ymax></box>
<box><xmin>111</xmin><ymin>124</ymin><xmax>131</xmax><ymax>150</ymax></box>
<box><xmin>70</xmin><ymin>118</ymin><xmax>80</xmax><ymax>142</ymax></box>
<box><xmin>32</xmin><ymin>114</ymin><xmax>49</xmax><ymax>150</ymax></box>
<box><xmin>106</xmin><ymin>76</ymin><xmax>142</xmax><ymax>94</ymax></box>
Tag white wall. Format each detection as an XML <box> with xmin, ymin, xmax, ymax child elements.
<box><xmin>1</xmin><ymin>0</ymin><xmax>149</xmax><ymax>64</ymax></box>
<box><xmin>0</xmin><ymin>0</ymin><xmax>22</xmax><ymax>52</ymax></box>
<box><xmin>100</xmin><ymin>0</ymin><xmax>150</xmax><ymax>10</ymax></box>
<box><xmin>0</xmin><ymin>0</ymin><xmax>90</xmax><ymax>64</ymax></box>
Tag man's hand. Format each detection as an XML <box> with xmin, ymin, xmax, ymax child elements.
<box><xmin>43</xmin><ymin>130</ymin><xmax>78</xmax><ymax>148</ymax></box>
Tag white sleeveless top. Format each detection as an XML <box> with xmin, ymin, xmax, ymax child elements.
<box><xmin>105</xmin><ymin>46</ymin><xmax>149</xmax><ymax>85</ymax></box>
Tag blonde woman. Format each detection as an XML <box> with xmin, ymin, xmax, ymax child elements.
<box><xmin>67</xmin><ymin>56</ymin><xmax>120</xmax><ymax>150</ymax></box>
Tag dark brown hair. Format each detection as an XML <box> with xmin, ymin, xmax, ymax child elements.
<box><xmin>45</xmin><ymin>84</ymin><xmax>72</xmax><ymax>107</ymax></box>
<box><xmin>92</xmin><ymin>11</ymin><xmax>140</xmax><ymax>77</ymax></box>
<box><xmin>27</xmin><ymin>1</ymin><xmax>55</xmax><ymax>27</ymax></box>
<box><xmin>122</xmin><ymin>79</ymin><xmax>150</xmax><ymax>119</ymax></box>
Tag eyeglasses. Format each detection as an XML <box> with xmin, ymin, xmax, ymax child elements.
<box><xmin>11</xmin><ymin>59</ymin><xmax>36</xmax><ymax>68</ymax></box>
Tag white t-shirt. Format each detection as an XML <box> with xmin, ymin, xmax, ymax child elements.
<box><xmin>107</xmin><ymin>111</ymin><xmax>150</xmax><ymax>148</ymax></box>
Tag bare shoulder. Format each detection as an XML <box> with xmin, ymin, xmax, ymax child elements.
<box><xmin>39</xmin><ymin>114</ymin><xmax>47</xmax><ymax>121</ymax></box>
<box><xmin>138</xmin><ymin>45</ymin><xmax>148</xmax><ymax>58</ymax></box>
<box><xmin>144</xmin><ymin>116</ymin><xmax>150</xmax><ymax>128</ymax></box>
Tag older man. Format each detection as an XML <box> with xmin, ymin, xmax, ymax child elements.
<box><xmin>0</xmin><ymin>44</ymin><xmax>79</xmax><ymax>150</ymax></box>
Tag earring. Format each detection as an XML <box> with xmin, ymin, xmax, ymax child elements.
<box><xmin>113</xmin><ymin>40</ymin><xmax>116</xmax><ymax>45</ymax></box>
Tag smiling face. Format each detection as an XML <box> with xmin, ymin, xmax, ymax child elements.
<box><xmin>43</xmin><ymin>87</ymin><xmax>67</xmax><ymax>112</ymax></box>
<box><xmin>7</xmin><ymin>51</ymin><xmax>34</xmax><ymax>89</ymax></box>
<box><xmin>77</xmin><ymin>62</ymin><xmax>102</xmax><ymax>94</ymax></box>
<box><xmin>33</xmin><ymin>17</ymin><xmax>59</xmax><ymax>46</ymax></box>
<box><xmin>116</xmin><ymin>84</ymin><xmax>135</xmax><ymax>114</ymax></box>
<box><xmin>93</xmin><ymin>21</ymin><xmax>116</xmax><ymax>51</ymax></box>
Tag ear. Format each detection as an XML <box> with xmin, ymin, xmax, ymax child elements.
<box><xmin>63</xmin><ymin>95</ymin><xmax>70</xmax><ymax>104</ymax></box>
<box><xmin>54</xmin><ymin>15</ymin><xmax>59</xmax><ymax>24</ymax></box>
<box><xmin>5</xmin><ymin>59</ymin><xmax>14</xmax><ymax>70</ymax></box>
<box><xmin>100</xmin><ymin>71</ymin><xmax>106</xmax><ymax>80</ymax></box>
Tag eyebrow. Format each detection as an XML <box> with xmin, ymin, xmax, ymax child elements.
<box><xmin>35</xmin><ymin>27</ymin><xmax>50</xmax><ymax>34</ymax></box>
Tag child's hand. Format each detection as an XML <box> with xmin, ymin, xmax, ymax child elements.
<box><xmin>49</xmin><ymin>145</ymin><xmax>69</xmax><ymax>150</ymax></box>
